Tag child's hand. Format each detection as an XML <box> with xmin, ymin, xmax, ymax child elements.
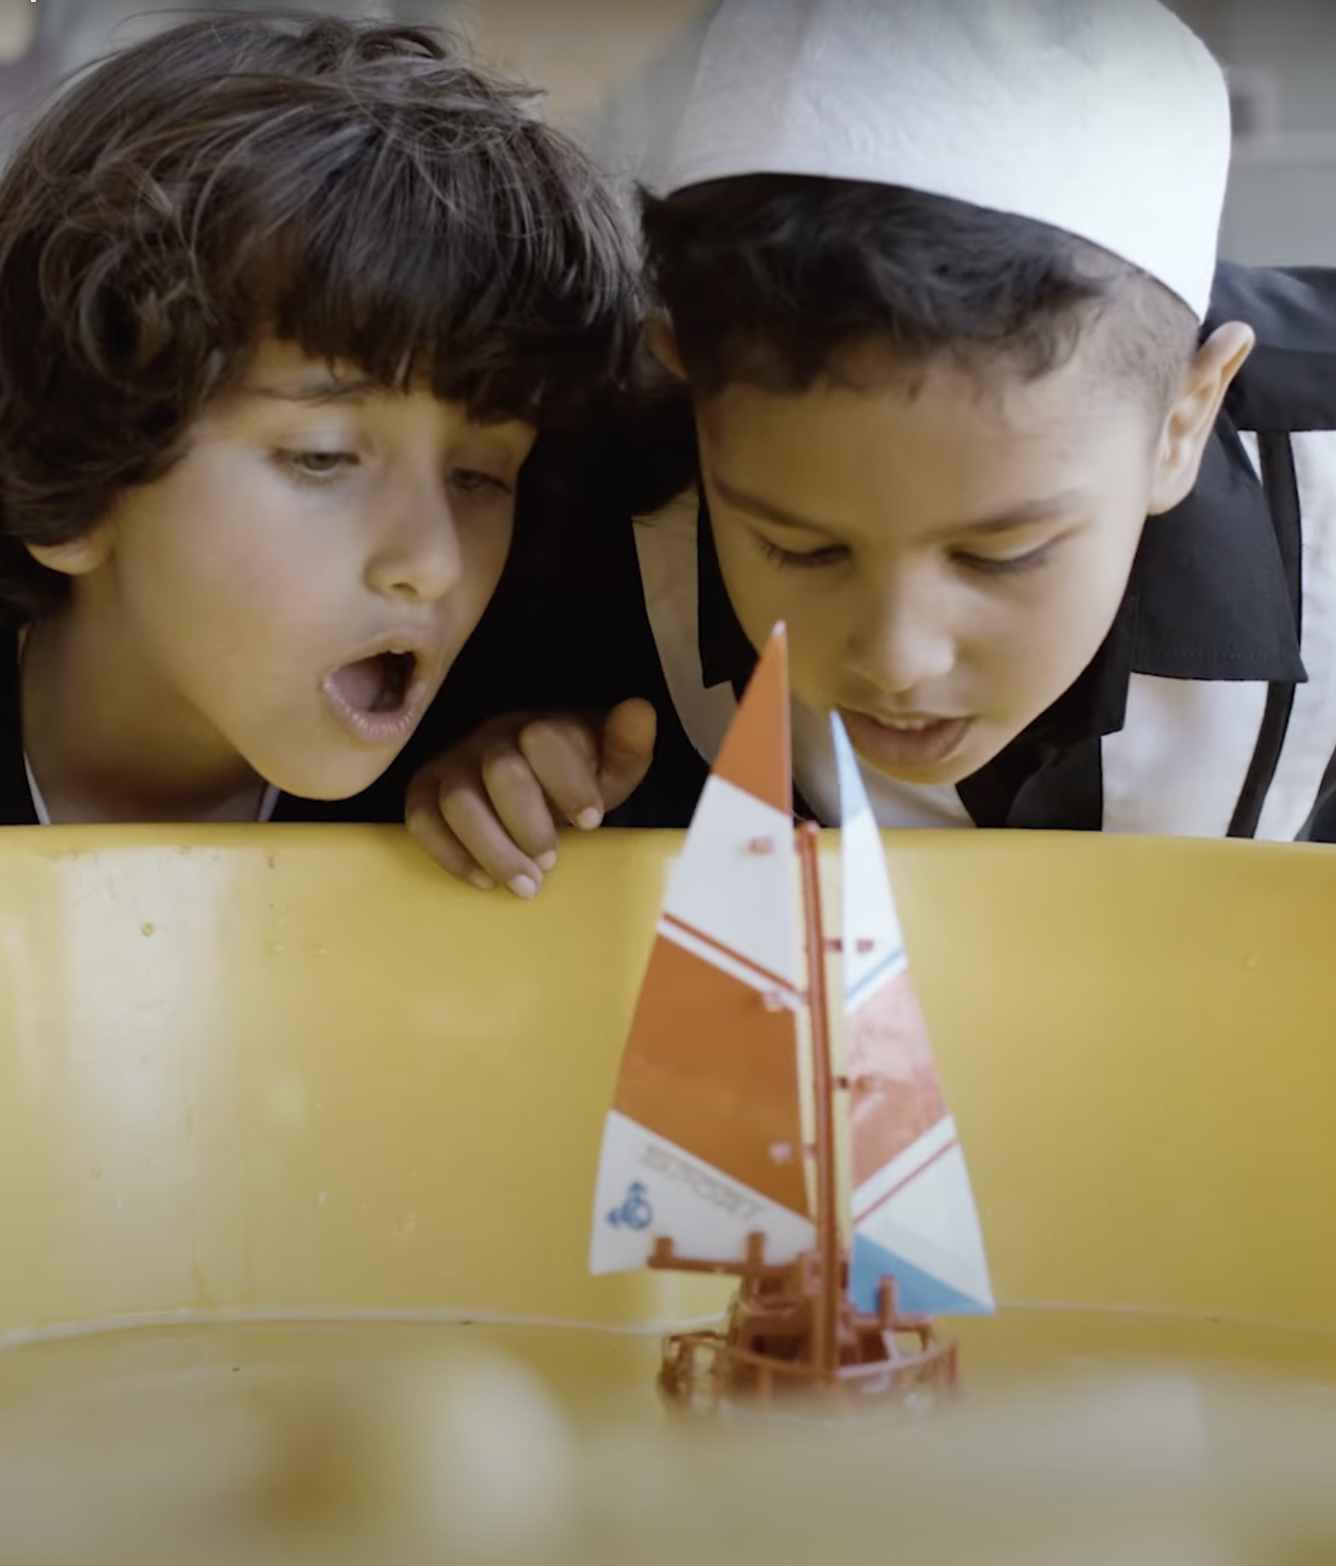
<box><xmin>405</xmin><ymin>699</ymin><xmax>656</xmax><ymax>897</ymax></box>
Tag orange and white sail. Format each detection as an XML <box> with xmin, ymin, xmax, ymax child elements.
<box><xmin>833</xmin><ymin>717</ymin><xmax>994</xmax><ymax>1317</ymax></box>
<box><xmin>590</xmin><ymin>627</ymin><xmax>814</xmax><ymax>1274</ymax></box>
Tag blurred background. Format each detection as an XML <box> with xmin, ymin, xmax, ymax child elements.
<box><xmin>0</xmin><ymin>0</ymin><xmax>1330</xmax><ymax>265</ymax></box>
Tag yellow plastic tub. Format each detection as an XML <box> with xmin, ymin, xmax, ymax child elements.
<box><xmin>1</xmin><ymin>823</ymin><xmax>1335</xmax><ymax>1560</ymax></box>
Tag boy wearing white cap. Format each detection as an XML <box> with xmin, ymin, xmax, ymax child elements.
<box><xmin>406</xmin><ymin>0</ymin><xmax>1336</xmax><ymax>894</ymax></box>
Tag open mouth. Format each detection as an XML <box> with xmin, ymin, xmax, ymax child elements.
<box><xmin>322</xmin><ymin>643</ymin><xmax>434</xmax><ymax>749</ymax></box>
<box><xmin>838</xmin><ymin>708</ymin><xmax>974</xmax><ymax>773</ymax></box>
<box><xmin>327</xmin><ymin>650</ymin><xmax>418</xmax><ymax>716</ymax></box>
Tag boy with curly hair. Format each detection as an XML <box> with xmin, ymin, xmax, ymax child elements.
<box><xmin>0</xmin><ymin>13</ymin><xmax>639</xmax><ymax>826</ymax></box>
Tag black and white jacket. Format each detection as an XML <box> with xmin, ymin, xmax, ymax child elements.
<box><xmin>12</xmin><ymin>262</ymin><xmax>1323</xmax><ymax>841</ymax></box>
<box><xmin>598</xmin><ymin>262</ymin><xmax>1336</xmax><ymax>841</ymax></box>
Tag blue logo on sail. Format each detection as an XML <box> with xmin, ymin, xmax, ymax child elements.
<box><xmin>608</xmin><ymin>1181</ymin><xmax>653</xmax><ymax>1230</ymax></box>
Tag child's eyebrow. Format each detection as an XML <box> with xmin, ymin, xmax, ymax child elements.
<box><xmin>932</xmin><ymin>490</ymin><xmax>1089</xmax><ymax>537</ymax></box>
<box><xmin>710</xmin><ymin>472</ymin><xmax>1087</xmax><ymax>537</ymax></box>
<box><xmin>251</xmin><ymin>376</ymin><xmax>380</xmax><ymax>406</ymax></box>
<box><xmin>709</xmin><ymin>473</ymin><xmax>828</xmax><ymax>532</ymax></box>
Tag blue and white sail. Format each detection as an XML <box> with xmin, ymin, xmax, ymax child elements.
<box><xmin>832</xmin><ymin>716</ymin><xmax>994</xmax><ymax>1317</ymax></box>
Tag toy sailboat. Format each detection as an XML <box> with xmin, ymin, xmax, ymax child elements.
<box><xmin>590</xmin><ymin>623</ymin><xmax>994</xmax><ymax>1416</ymax></box>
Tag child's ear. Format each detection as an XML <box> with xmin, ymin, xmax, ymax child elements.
<box><xmin>25</xmin><ymin>525</ymin><xmax>113</xmax><ymax>578</ymax></box>
<box><xmin>1147</xmin><ymin>321</ymin><xmax>1255</xmax><ymax>516</ymax></box>
<box><xmin>645</xmin><ymin>311</ymin><xmax>687</xmax><ymax>381</ymax></box>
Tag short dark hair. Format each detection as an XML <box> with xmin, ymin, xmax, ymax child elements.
<box><xmin>640</xmin><ymin>174</ymin><xmax>1200</xmax><ymax>407</ymax></box>
<box><xmin>0</xmin><ymin>13</ymin><xmax>643</xmax><ymax>622</ymax></box>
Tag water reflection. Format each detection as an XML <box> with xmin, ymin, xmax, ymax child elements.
<box><xmin>1</xmin><ymin>1320</ymin><xmax>1336</xmax><ymax>1565</ymax></box>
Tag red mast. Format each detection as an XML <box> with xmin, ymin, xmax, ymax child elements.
<box><xmin>797</xmin><ymin>819</ymin><xmax>840</xmax><ymax>1379</ymax></box>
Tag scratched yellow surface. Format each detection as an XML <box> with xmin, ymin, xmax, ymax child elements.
<box><xmin>0</xmin><ymin>825</ymin><xmax>1335</xmax><ymax>1560</ymax></box>
<box><xmin>0</xmin><ymin>824</ymin><xmax>1334</xmax><ymax>1340</ymax></box>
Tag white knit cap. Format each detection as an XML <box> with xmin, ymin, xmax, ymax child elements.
<box><xmin>665</xmin><ymin>0</ymin><xmax>1231</xmax><ymax>319</ymax></box>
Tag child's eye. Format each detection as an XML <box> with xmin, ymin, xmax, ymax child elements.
<box><xmin>955</xmin><ymin>544</ymin><xmax>1055</xmax><ymax>578</ymax></box>
<box><xmin>449</xmin><ymin>467</ymin><xmax>512</xmax><ymax>497</ymax></box>
<box><xmin>753</xmin><ymin>535</ymin><xmax>849</xmax><ymax>570</ymax></box>
<box><xmin>277</xmin><ymin>450</ymin><xmax>358</xmax><ymax>483</ymax></box>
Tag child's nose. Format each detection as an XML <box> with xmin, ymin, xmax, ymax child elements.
<box><xmin>847</xmin><ymin>599</ymin><xmax>956</xmax><ymax>695</ymax></box>
<box><xmin>364</xmin><ymin>486</ymin><xmax>463</xmax><ymax>604</ymax></box>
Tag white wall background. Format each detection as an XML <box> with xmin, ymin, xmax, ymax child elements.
<box><xmin>0</xmin><ymin>0</ymin><xmax>1331</xmax><ymax>264</ymax></box>
<box><xmin>1168</xmin><ymin>0</ymin><xmax>1336</xmax><ymax>263</ymax></box>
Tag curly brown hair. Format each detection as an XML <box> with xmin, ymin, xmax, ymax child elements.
<box><xmin>0</xmin><ymin>12</ymin><xmax>644</xmax><ymax>622</ymax></box>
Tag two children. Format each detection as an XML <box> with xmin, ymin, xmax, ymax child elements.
<box><xmin>406</xmin><ymin>0</ymin><xmax>1336</xmax><ymax>896</ymax></box>
<box><xmin>0</xmin><ymin>14</ymin><xmax>640</xmax><ymax>825</ymax></box>
<box><xmin>10</xmin><ymin>3</ymin><xmax>1334</xmax><ymax>872</ymax></box>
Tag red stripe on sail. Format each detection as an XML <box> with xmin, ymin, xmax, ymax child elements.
<box><xmin>661</xmin><ymin>912</ymin><xmax>801</xmax><ymax>1003</ymax></box>
<box><xmin>853</xmin><ymin>1137</ymin><xmax>959</xmax><ymax>1228</ymax></box>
